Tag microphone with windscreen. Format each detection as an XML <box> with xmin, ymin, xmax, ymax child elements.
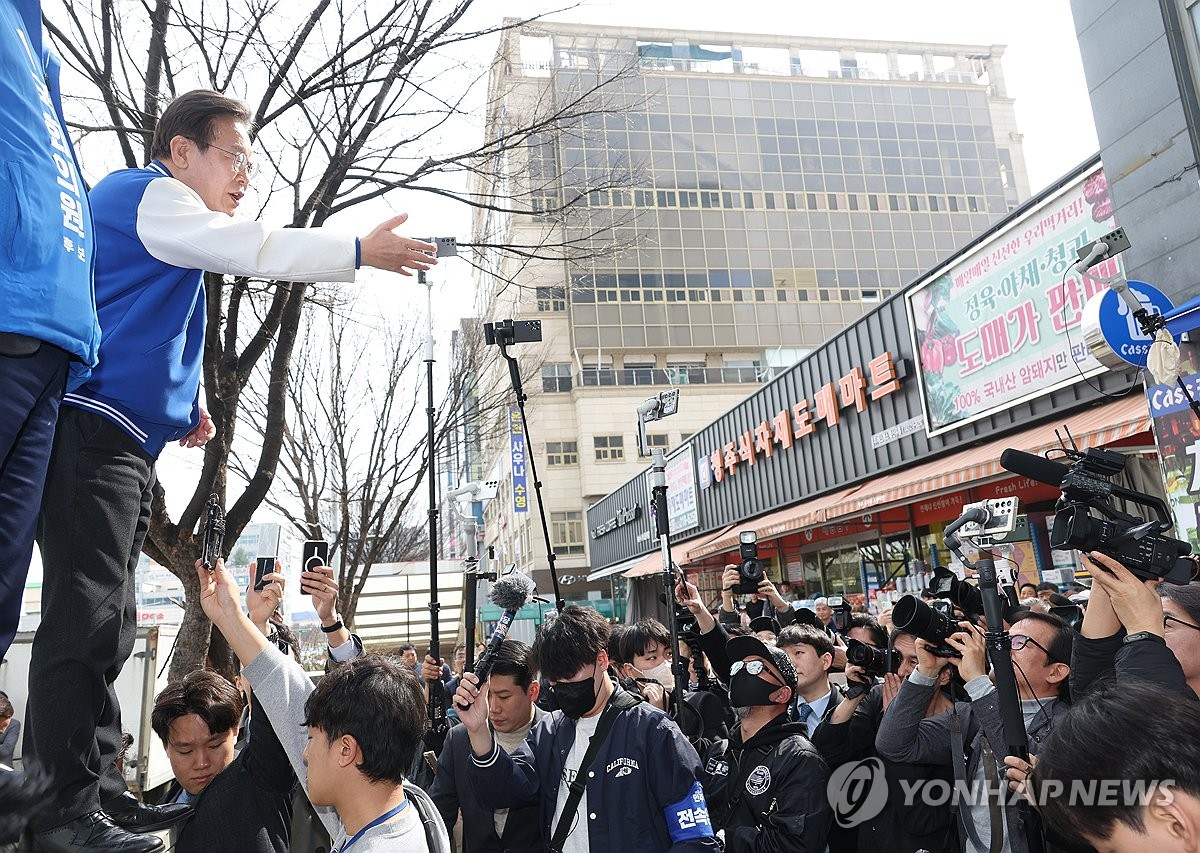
<box><xmin>456</xmin><ymin>570</ymin><xmax>537</xmax><ymax>709</ymax></box>
<box><xmin>999</xmin><ymin>448</ymin><xmax>1070</xmax><ymax>488</ymax></box>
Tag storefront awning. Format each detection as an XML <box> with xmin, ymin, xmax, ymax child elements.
<box><xmin>586</xmin><ymin>553</ymin><xmax>646</xmax><ymax>582</ymax></box>
<box><xmin>686</xmin><ymin>487</ymin><xmax>863</xmax><ymax>561</ymax></box>
<box><xmin>823</xmin><ymin>395</ymin><xmax>1152</xmax><ymax>521</ymax></box>
<box><xmin>624</xmin><ymin>529</ymin><xmax>721</xmax><ymax>578</ymax></box>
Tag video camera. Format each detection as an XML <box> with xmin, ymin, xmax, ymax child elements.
<box><xmin>845</xmin><ymin>637</ymin><xmax>899</xmax><ymax>676</ymax></box>
<box><xmin>731</xmin><ymin>531</ymin><xmax>766</xmax><ymax>594</ymax></box>
<box><xmin>1001</xmin><ymin>445</ymin><xmax>1197</xmax><ymax>584</ymax></box>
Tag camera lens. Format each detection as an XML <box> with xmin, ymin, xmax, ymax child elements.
<box><xmin>892</xmin><ymin>594</ymin><xmax>957</xmax><ymax>647</ymax></box>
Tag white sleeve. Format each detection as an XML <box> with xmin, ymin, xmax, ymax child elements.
<box><xmin>242</xmin><ymin>645</ymin><xmax>345</xmax><ymax>840</ymax></box>
<box><xmin>135</xmin><ymin>178</ymin><xmax>358</xmax><ymax>283</ymax></box>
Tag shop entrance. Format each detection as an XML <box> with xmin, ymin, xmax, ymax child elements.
<box><xmin>819</xmin><ymin>546</ymin><xmax>863</xmax><ymax>596</ymax></box>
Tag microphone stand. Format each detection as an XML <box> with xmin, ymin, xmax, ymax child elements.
<box><xmin>945</xmin><ymin>511</ymin><xmax>1044</xmax><ymax>853</ymax></box>
<box><xmin>423</xmin><ymin>270</ymin><xmax>449</xmax><ymax>751</ymax></box>
<box><xmin>461</xmin><ymin>521</ymin><xmax>496</xmax><ymax>673</ymax></box>
<box><xmin>649</xmin><ymin>449</ymin><xmax>685</xmax><ymax>713</ymax></box>
<box><xmin>495</xmin><ymin>341</ymin><xmax>565</xmax><ymax>612</ymax></box>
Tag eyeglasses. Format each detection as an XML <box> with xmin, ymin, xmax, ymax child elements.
<box><xmin>730</xmin><ymin>659</ymin><xmax>780</xmax><ymax>682</ymax></box>
<box><xmin>193</xmin><ymin>139</ymin><xmax>255</xmax><ymax>178</ymax></box>
<box><xmin>1010</xmin><ymin>634</ymin><xmax>1056</xmax><ymax>659</ymax></box>
<box><xmin>1165</xmin><ymin>614</ymin><xmax>1200</xmax><ymax>633</ymax></box>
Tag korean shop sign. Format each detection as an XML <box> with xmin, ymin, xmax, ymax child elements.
<box><xmin>705</xmin><ymin>351</ymin><xmax>901</xmax><ymax>485</ymax></box>
<box><xmin>907</xmin><ymin>166</ymin><xmax>1117</xmax><ymax>435</ymax></box>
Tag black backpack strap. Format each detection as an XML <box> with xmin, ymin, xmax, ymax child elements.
<box><xmin>547</xmin><ymin>691</ymin><xmax>639</xmax><ymax>853</ymax></box>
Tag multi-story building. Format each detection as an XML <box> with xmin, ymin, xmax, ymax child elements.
<box><xmin>471</xmin><ymin>21</ymin><xmax>1030</xmax><ymax>612</ymax></box>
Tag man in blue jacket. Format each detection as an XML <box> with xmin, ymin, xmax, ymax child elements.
<box><xmin>24</xmin><ymin>88</ymin><xmax>439</xmax><ymax>853</ymax></box>
<box><xmin>454</xmin><ymin>605</ymin><xmax>721</xmax><ymax>853</ymax></box>
<box><xmin>0</xmin><ymin>0</ymin><xmax>100</xmax><ymax>666</ymax></box>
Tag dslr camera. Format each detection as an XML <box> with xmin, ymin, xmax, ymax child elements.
<box><xmin>891</xmin><ymin>594</ymin><xmax>961</xmax><ymax>658</ymax></box>
<box><xmin>732</xmin><ymin>531</ymin><xmax>766</xmax><ymax>594</ymax></box>
<box><xmin>845</xmin><ymin>637</ymin><xmax>898</xmax><ymax>676</ymax></box>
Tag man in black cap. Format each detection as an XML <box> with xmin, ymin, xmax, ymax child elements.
<box><xmin>747</xmin><ymin>615</ymin><xmax>781</xmax><ymax>645</ymax></box>
<box><xmin>701</xmin><ymin>634</ymin><xmax>832</xmax><ymax>853</ymax></box>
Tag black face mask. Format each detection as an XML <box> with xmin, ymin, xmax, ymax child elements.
<box><xmin>729</xmin><ymin>670</ymin><xmax>781</xmax><ymax>708</ymax></box>
<box><xmin>553</xmin><ymin>666</ymin><xmax>599</xmax><ymax>719</ymax></box>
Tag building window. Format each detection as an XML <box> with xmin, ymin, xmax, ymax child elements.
<box><xmin>640</xmin><ymin>433</ymin><xmax>669</xmax><ymax>456</ymax></box>
<box><xmin>594</xmin><ymin>434</ymin><xmax>625</xmax><ymax>462</ymax></box>
<box><xmin>551</xmin><ymin>511</ymin><xmax>585</xmax><ymax>556</ymax></box>
<box><xmin>537</xmin><ymin>286</ymin><xmax>566</xmax><ymax>311</ymax></box>
<box><xmin>541</xmin><ymin>363</ymin><xmax>572</xmax><ymax>393</ymax></box>
<box><xmin>546</xmin><ymin>441</ymin><xmax>578</xmax><ymax>466</ymax></box>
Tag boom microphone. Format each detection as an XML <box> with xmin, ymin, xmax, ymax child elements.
<box><xmin>999</xmin><ymin>448</ymin><xmax>1071</xmax><ymax>489</ymax></box>
<box><xmin>456</xmin><ymin>570</ymin><xmax>537</xmax><ymax>710</ymax></box>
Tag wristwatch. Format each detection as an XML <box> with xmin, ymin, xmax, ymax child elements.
<box><xmin>1122</xmin><ymin>631</ymin><xmax>1166</xmax><ymax>646</ymax></box>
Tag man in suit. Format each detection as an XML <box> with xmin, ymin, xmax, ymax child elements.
<box><xmin>429</xmin><ymin>639</ymin><xmax>543</xmax><ymax>852</ymax></box>
<box><xmin>776</xmin><ymin>625</ymin><xmax>840</xmax><ymax>738</ymax></box>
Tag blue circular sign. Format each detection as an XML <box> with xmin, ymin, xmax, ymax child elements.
<box><xmin>1082</xmin><ymin>280</ymin><xmax>1175</xmax><ymax>369</ymax></box>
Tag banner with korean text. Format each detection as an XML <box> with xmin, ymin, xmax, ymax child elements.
<box><xmin>508</xmin><ymin>406</ymin><xmax>528</xmax><ymax>513</ymax></box>
<box><xmin>907</xmin><ymin>166</ymin><xmax>1119</xmax><ymax>435</ymax></box>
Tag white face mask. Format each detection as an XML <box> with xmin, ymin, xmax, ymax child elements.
<box><xmin>639</xmin><ymin>659</ymin><xmax>675</xmax><ymax>690</ymax></box>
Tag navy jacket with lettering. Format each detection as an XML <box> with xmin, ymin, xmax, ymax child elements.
<box><xmin>468</xmin><ymin>682</ymin><xmax>721</xmax><ymax>852</ymax></box>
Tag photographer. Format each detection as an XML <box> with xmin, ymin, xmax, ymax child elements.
<box><xmin>701</xmin><ymin>635</ymin><xmax>831</xmax><ymax>853</ymax></box>
<box><xmin>811</xmin><ymin>629</ymin><xmax>960</xmax><ymax>853</ymax></box>
<box><xmin>1070</xmin><ymin>551</ymin><xmax>1198</xmax><ymax>701</ymax></box>
<box><xmin>875</xmin><ymin>613</ymin><xmax>1074</xmax><ymax>853</ymax></box>
<box><xmin>718</xmin><ymin>565</ymin><xmax>800</xmax><ymax>630</ymax></box>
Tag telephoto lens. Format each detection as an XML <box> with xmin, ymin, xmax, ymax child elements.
<box><xmin>891</xmin><ymin>594</ymin><xmax>960</xmax><ymax>658</ymax></box>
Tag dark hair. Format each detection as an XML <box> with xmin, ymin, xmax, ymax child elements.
<box><xmin>151</xmin><ymin>90</ymin><xmax>253</xmax><ymax>160</ymax></box>
<box><xmin>618</xmin><ymin>619</ymin><xmax>671</xmax><ymax>666</ymax></box>
<box><xmin>152</xmin><ymin>670</ymin><xmax>243</xmax><ymax>744</ymax></box>
<box><xmin>398</xmin><ymin>643</ymin><xmax>416</xmax><ymax>655</ymax></box>
<box><xmin>0</xmin><ymin>696</ymin><xmax>11</xmax><ymax>720</ymax></box>
<box><xmin>302</xmin><ymin>654</ymin><xmax>425</xmax><ymax>785</ymax></box>
<box><xmin>1033</xmin><ymin>678</ymin><xmax>1199</xmax><ymax>843</ymax></box>
<box><xmin>1036</xmin><ymin>581</ymin><xmax>1060</xmax><ymax>593</ymax></box>
<box><xmin>1160</xmin><ymin>581</ymin><xmax>1200</xmax><ymax>624</ymax></box>
<box><xmin>489</xmin><ymin>639</ymin><xmax>535</xmax><ymax>689</ymax></box>
<box><xmin>531</xmin><ymin>605</ymin><xmax>609</xmax><ymax>682</ymax></box>
<box><xmin>725</xmin><ymin>625</ymin><xmax>752</xmax><ymax>637</ymax></box>
<box><xmin>453</xmin><ymin>643</ymin><xmax>467</xmax><ymax>655</ymax></box>
<box><xmin>776</xmin><ymin>624</ymin><xmax>833</xmax><ymax>657</ymax></box>
<box><xmin>607</xmin><ymin>624</ymin><xmax>627</xmax><ymax>665</ymax></box>
<box><xmin>848</xmin><ymin>613</ymin><xmax>887</xmax><ymax>648</ymax></box>
<box><xmin>1013</xmin><ymin>611</ymin><xmax>1073</xmax><ymax>666</ymax></box>
<box><xmin>1019</xmin><ymin>581</ymin><xmax>1038</xmax><ymax>592</ymax></box>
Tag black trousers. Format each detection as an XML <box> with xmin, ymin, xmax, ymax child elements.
<box><xmin>24</xmin><ymin>407</ymin><xmax>155</xmax><ymax>829</ymax></box>
<box><xmin>0</xmin><ymin>342</ymin><xmax>70</xmax><ymax>662</ymax></box>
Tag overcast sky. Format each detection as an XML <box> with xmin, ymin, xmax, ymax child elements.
<box><xmin>149</xmin><ymin>0</ymin><xmax>1100</xmax><ymax>536</ymax></box>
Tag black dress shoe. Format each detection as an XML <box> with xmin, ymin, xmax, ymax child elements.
<box><xmin>34</xmin><ymin>811</ymin><xmax>164</xmax><ymax>852</ymax></box>
<box><xmin>104</xmin><ymin>791</ymin><xmax>194</xmax><ymax>833</ymax></box>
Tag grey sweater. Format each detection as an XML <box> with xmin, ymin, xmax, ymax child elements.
<box><xmin>243</xmin><ymin>646</ymin><xmax>451</xmax><ymax>853</ymax></box>
<box><xmin>874</xmin><ymin>672</ymin><xmax>1067</xmax><ymax>853</ymax></box>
